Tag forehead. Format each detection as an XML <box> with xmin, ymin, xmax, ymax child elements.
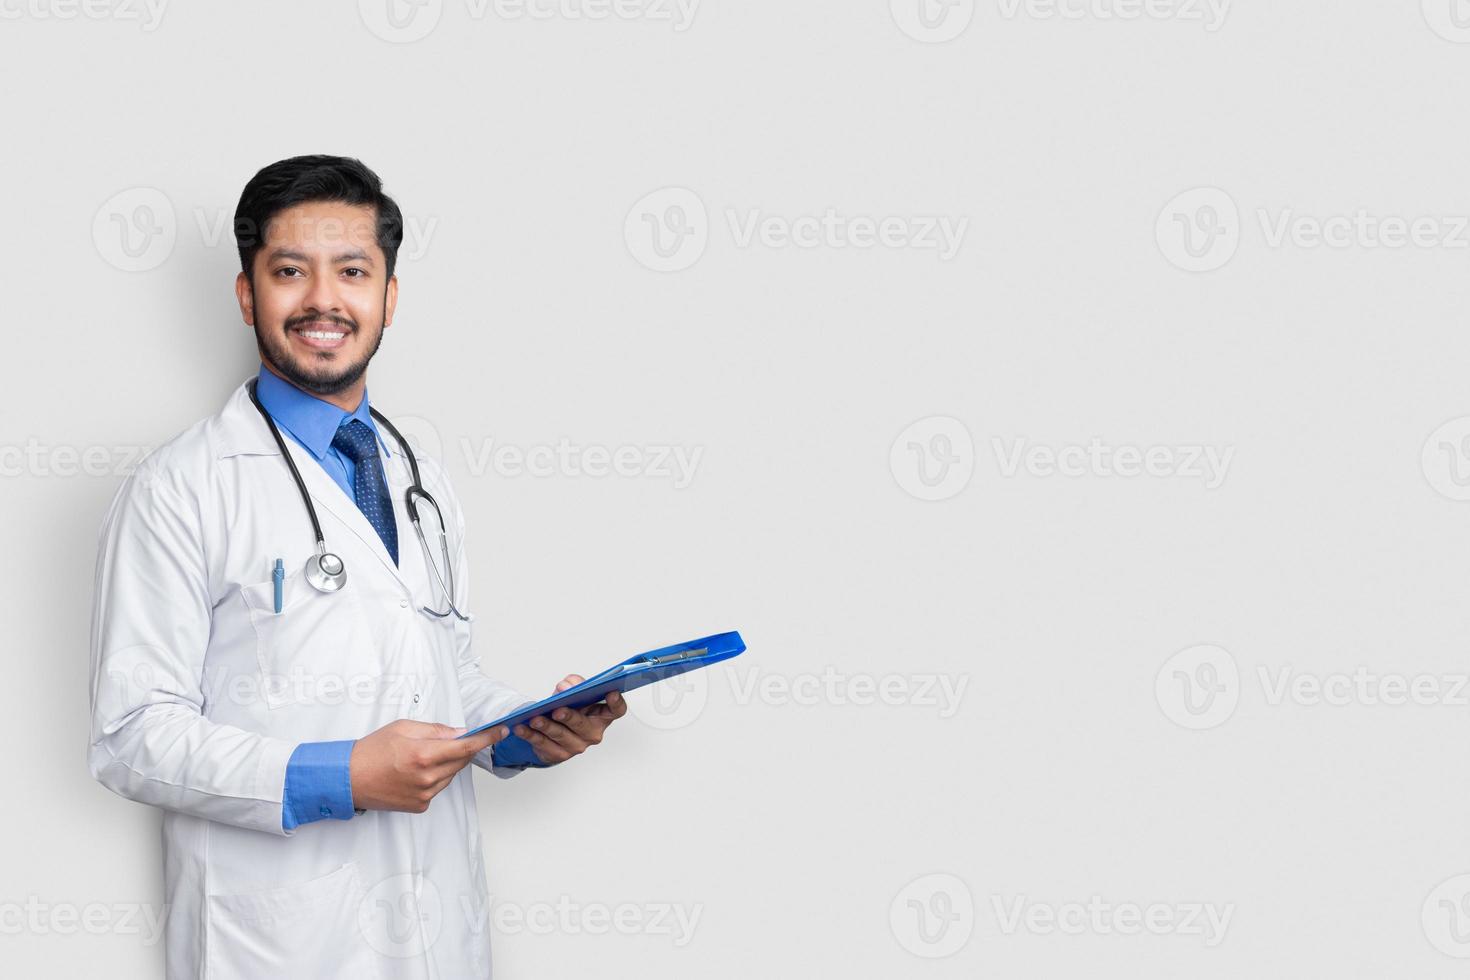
<box><xmin>261</xmin><ymin>201</ymin><xmax>380</xmax><ymax>254</ymax></box>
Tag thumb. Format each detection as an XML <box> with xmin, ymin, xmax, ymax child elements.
<box><xmin>394</xmin><ymin>720</ymin><xmax>465</xmax><ymax>740</ymax></box>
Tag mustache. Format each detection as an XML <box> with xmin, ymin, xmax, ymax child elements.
<box><xmin>286</xmin><ymin>314</ymin><xmax>355</xmax><ymax>331</ymax></box>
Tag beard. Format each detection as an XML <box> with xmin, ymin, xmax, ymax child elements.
<box><xmin>254</xmin><ymin>295</ymin><xmax>385</xmax><ymax>397</ymax></box>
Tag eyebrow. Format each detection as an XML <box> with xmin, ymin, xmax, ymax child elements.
<box><xmin>266</xmin><ymin>248</ymin><xmax>376</xmax><ymax>266</ymax></box>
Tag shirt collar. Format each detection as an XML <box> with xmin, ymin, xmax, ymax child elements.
<box><xmin>253</xmin><ymin>363</ymin><xmax>391</xmax><ymax>461</ymax></box>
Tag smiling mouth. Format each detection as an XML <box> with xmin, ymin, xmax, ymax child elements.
<box><xmin>290</xmin><ymin>322</ymin><xmax>352</xmax><ymax>348</ymax></box>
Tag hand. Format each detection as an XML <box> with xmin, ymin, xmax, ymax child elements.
<box><xmin>350</xmin><ymin>719</ymin><xmax>508</xmax><ymax>813</ymax></box>
<box><xmin>514</xmin><ymin>674</ymin><xmax>629</xmax><ymax>766</ymax></box>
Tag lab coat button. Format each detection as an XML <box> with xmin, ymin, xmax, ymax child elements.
<box><xmin>412</xmin><ymin>693</ymin><xmax>421</xmax><ymax>704</ymax></box>
<box><xmin>400</xmin><ymin>599</ymin><xmax>409</xmax><ymax>608</ymax></box>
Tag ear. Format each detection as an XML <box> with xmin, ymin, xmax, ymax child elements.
<box><xmin>383</xmin><ymin>274</ymin><xmax>398</xmax><ymax>329</ymax></box>
<box><xmin>235</xmin><ymin>271</ymin><xmax>255</xmax><ymax>326</ymax></box>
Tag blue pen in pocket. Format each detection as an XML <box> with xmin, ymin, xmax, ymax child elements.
<box><xmin>272</xmin><ymin>558</ymin><xmax>284</xmax><ymax>614</ymax></box>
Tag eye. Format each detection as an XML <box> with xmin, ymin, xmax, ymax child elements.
<box><xmin>275</xmin><ymin>267</ymin><xmax>302</xmax><ymax>278</ymax></box>
<box><xmin>343</xmin><ymin>268</ymin><xmax>367</xmax><ymax>278</ymax></box>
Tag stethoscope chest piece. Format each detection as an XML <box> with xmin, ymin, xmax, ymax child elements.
<box><xmin>305</xmin><ymin>550</ymin><xmax>347</xmax><ymax>593</ymax></box>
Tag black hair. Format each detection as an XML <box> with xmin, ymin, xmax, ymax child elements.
<box><xmin>233</xmin><ymin>155</ymin><xmax>404</xmax><ymax>284</ymax></box>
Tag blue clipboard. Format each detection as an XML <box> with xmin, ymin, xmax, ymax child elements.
<box><xmin>456</xmin><ymin>630</ymin><xmax>746</xmax><ymax>740</ymax></box>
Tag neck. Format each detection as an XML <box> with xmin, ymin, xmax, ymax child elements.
<box><xmin>261</xmin><ymin>360</ymin><xmax>365</xmax><ymax>413</ymax></box>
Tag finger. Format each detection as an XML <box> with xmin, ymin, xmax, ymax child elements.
<box><xmin>527</xmin><ymin>715</ymin><xmax>590</xmax><ymax>752</ymax></box>
<box><xmin>394</xmin><ymin>720</ymin><xmax>464</xmax><ymax>739</ymax></box>
<box><xmin>554</xmin><ymin>674</ymin><xmax>585</xmax><ymax>693</ymax></box>
<box><xmin>514</xmin><ymin>723</ymin><xmax>574</xmax><ymax>763</ymax></box>
<box><xmin>584</xmin><ymin>693</ymin><xmax>626</xmax><ymax>723</ymax></box>
<box><xmin>424</xmin><ymin>725</ymin><xmax>507</xmax><ymax>764</ymax></box>
<box><xmin>548</xmin><ymin>706</ymin><xmax>603</xmax><ymax>742</ymax></box>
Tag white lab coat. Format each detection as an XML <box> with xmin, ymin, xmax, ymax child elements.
<box><xmin>88</xmin><ymin>378</ymin><xmax>535</xmax><ymax>979</ymax></box>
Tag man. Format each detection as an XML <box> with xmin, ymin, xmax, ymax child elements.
<box><xmin>87</xmin><ymin>155</ymin><xmax>625</xmax><ymax>978</ymax></box>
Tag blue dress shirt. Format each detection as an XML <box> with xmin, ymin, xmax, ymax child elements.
<box><xmin>254</xmin><ymin>365</ymin><xmax>543</xmax><ymax>832</ymax></box>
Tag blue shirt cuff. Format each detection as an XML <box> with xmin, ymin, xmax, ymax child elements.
<box><xmin>282</xmin><ymin>740</ymin><xmax>357</xmax><ymax>830</ymax></box>
<box><xmin>491</xmin><ymin>734</ymin><xmax>546</xmax><ymax>770</ymax></box>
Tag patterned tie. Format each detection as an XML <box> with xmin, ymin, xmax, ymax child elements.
<box><xmin>330</xmin><ymin>419</ymin><xmax>399</xmax><ymax>565</ymax></box>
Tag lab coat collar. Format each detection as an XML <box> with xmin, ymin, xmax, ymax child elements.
<box><xmin>214</xmin><ymin>378</ymin><xmax>416</xmax><ymax>595</ymax></box>
<box><xmin>251</xmin><ymin>363</ymin><xmax>391</xmax><ymax>462</ymax></box>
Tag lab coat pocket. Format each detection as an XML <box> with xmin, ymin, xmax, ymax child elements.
<box><xmin>205</xmin><ymin>862</ymin><xmax>383</xmax><ymax>980</ymax></box>
<box><xmin>240</xmin><ymin>567</ymin><xmax>375</xmax><ymax>711</ymax></box>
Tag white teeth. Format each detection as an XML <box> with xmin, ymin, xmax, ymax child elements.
<box><xmin>300</xmin><ymin>330</ymin><xmax>345</xmax><ymax>341</ymax></box>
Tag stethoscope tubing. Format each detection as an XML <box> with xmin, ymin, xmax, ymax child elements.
<box><xmin>246</xmin><ymin>378</ymin><xmax>469</xmax><ymax>620</ymax></box>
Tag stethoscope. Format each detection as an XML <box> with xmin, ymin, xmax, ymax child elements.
<box><xmin>247</xmin><ymin>378</ymin><xmax>470</xmax><ymax>621</ymax></box>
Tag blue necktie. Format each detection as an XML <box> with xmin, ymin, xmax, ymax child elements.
<box><xmin>331</xmin><ymin>419</ymin><xmax>399</xmax><ymax>565</ymax></box>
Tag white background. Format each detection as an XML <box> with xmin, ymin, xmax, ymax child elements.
<box><xmin>5</xmin><ymin>0</ymin><xmax>1470</xmax><ymax>976</ymax></box>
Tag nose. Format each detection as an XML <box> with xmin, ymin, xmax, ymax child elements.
<box><xmin>301</xmin><ymin>268</ymin><xmax>343</xmax><ymax>318</ymax></box>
